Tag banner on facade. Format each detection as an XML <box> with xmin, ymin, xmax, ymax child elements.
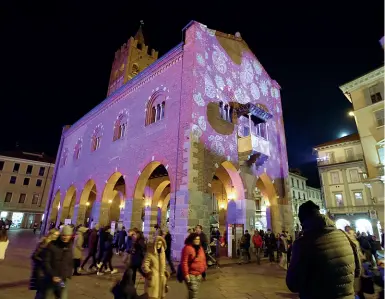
<box><xmin>64</xmin><ymin>219</ymin><xmax>71</xmax><ymax>225</ymax></box>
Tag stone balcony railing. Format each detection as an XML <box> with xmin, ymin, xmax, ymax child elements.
<box><xmin>317</xmin><ymin>154</ymin><xmax>364</xmax><ymax>166</ymax></box>
<box><xmin>238</xmin><ymin>133</ymin><xmax>270</xmax><ymax>159</ymax></box>
<box><xmin>327</xmin><ymin>205</ymin><xmax>375</xmax><ymax>214</ymax></box>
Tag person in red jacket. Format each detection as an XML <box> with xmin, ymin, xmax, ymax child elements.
<box><xmin>252</xmin><ymin>230</ymin><xmax>263</xmax><ymax>265</ymax></box>
<box><xmin>181</xmin><ymin>233</ymin><xmax>207</xmax><ymax>299</ymax></box>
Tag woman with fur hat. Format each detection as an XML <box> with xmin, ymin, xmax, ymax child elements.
<box><xmin>142</xmin><ymin>236</ymin><xmax>169</xmax><ymax>299</ymax></box>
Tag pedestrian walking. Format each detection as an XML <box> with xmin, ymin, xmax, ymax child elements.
<box><xmin>142</xmin><ymin>236</ymin><xmax>170</xmax><ymax>299</ymax></box>
<box><xmin>180</xmin><ymin>233</ymin><xmax>207</xmax><ymax>299</ymax></box>
<box><xmin>130</xmin><ymin>231</ymin><xmax>147</xmax><ymax>284</ymax></box>
<box><xmin>163</xmin><ymin>229</ymin><xmax>176</xmax><ymax>274</ymax></box>
<box><xmin>40</xmin><ymin>225</ymin><xmax>74</xmax><ymax>299</ymax></box>
<box><xmin>97</xmin><ymin>226</ymin><xmax>118</xmax><ymax>275</ymax></box>
<box><xmin>30</xmin><ymin>229</ymin><xmax>60</xmax><ymax>298</ymax></box>
<box><xmin>286</xmin><ymin>201</ymin><xmax>361</xmax><ymax>299</ymax></box>
<box><xmin>73</xmin><ymin>226</ymin><xmax>88</xmax><ymax>275</ymax></box>
<box><xmin>80</xmin><ymin>223</ymin><xmax>99</xmax><ymax>271</ymax></box>
<box><xmin>264</xmin><ymin>229</ymin><xmax>276</xmax><ymax>263</ymax></box>
<box><xmin>33</xmin><ymin>222</ymin><xmax>38</xmax><ymax>234</ymax></box>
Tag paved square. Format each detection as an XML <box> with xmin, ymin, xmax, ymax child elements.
<box><xmin>0</xmin><ymin>230</ymin><xmax>296</xmax><ymax>299</ymax></box>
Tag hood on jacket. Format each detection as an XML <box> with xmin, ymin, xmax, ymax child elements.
<box><xmin>148</xmin><ymin>236</ymin><xmax>167</xmax><ymax>253</ymax></box>
<box><xmin>77</xmin><ymin>226</ymin><xmax>88</xmax><ymax>234</ymax></box>
<box><xmin>302</xmin><ymin>214</ymin><xmax>335</xmax><ymax>233</ymax></box>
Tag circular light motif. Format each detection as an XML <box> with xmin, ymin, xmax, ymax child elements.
<box><xmin>250</xmin><ymin>83</ymin><xmax>260</xmax><ymax>100</ymax></box>
<box><xmin>204</xmin><ymin>73</ymin><xmax>216</xmax><ymax>98</ymax></box>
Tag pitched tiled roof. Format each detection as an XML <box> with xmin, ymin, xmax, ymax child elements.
<box><xmin>0</xmin><ymin>151</ymin><xmax>56</xmax><ymax>164</ymax></box>
<box><xmin>314</xmin><ymin>133</ymin><xmax>360</xmax><ymax>149</ymax></box>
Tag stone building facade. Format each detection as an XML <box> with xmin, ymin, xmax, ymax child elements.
<box><xmin>44</xmin><ymin>21</ymin><xmax>292</xmax><ymax>258</ymax></box>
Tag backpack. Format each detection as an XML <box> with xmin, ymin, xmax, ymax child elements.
<box><xmin>176</xmin><ymin>255</ymin><xmax>197</xmax><ymax>283</ymax></box>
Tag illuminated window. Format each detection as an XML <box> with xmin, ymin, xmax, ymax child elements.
<box><xmin>113</xmin><ymin>113</ymin><xmax>128</xmax><ymax>141</ymax></box>
<box><xmin>91</xmin><ymin>125</ymin><xmax>103</xmax><ymax>152</ymax></box>
<box><xmin>334</xmin><ymin>193</ymin><xmax>343</xmax><ymax>207</ymax></box>
<box><xmin>354</xmin><ymin>192</ymin><xmax>364</xmax><ymax>206</ymax></box>
<box><xmin>74</xmin><ymin>140</ymin><xmax>82</xmax><ymax>160</ymax></box>
<box><xmin>146</xmin><ymin>94</ymin><xmax>166</xmax><ymax>126</ymax></box>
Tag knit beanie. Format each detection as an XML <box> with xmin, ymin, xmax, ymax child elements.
<box><xmin>298</xmin><ymin>201</ymin><xmax>320</xmax><ymax>224</ymax></box>
<box><xmin>60</xmin><ymin>225</ymin><xmax>73</xmax><ymax>236</ymax></box>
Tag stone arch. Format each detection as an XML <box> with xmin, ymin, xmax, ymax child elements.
<box><xmin>256</xmin><ymin>172</ymin><xmax>279</xmax><ymax>233</ymax></box>
<box><xmin>77</xmin><ymin>179</ymin><xmax>97</xmax><ymax>226</ymax></box>
<box><xmin>60</xmin><ymin>185</ymin><xmax>76</xmax><ymax>222</ymax></box>
<box><xmin>49</xmin><ymin>190</ymin><xmax>61</xmax><ymax>225</ymax></box>
<box><xmin>100</xmin><ymin>172</ymin><xmax>126</xmax><ymax>226</ymax></box>
<box><xmin>132</xmin><ymin>161</ymin><xmax>170</xmax><ymax>236</ymax></box>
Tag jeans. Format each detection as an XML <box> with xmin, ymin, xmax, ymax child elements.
<box><xmin>81</xmin><ymin>251</ymin><xmax>96</xmax><ymax>269</ymax></box>
<box><xmin>131</xmin><ymin>265</ymin><xmax>145</xmax><ymax>284</ymax></box>
<box><xmin>186</xmin><ymin>275</ymin><xmax>202</xmax><ymax>299</ymax></box>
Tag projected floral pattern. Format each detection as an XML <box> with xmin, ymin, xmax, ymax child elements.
<box><xmin>191</xmin><ymin>23</ymin><xmax>288</xmax><ymax>178</ymax></box>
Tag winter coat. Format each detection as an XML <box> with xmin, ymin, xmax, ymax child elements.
<box><xmin>96</xmin><ymin>228</ymin><xmax>106</xmax><ymax>260</ymax></box>
<box><xmin>88</xmin><ymin>228</ymin><xmax>98</xmax><ymax>253</ymax></box>
<box><xmin>73</xmin><ymin>227</ymin><xmax>87</xmax><ymax>259</ymax></box>
<box><xmin>286</xmin><ymin>215</ymin><xmax>361</xmax><ymax>299</ymax></box>
<box><xmin>0</xmin><ymin>240</ymin><xmax>9</xmax><ymax>259</ymax></box>
<box><xmin>264</xmin><ymin>233</ymin><xmax>276</xmax><ymax>250</ymax></box>
<box><xmin>180</xmin><ymin>244</ymin><xmax>207</xmax><ymax>277</ymax></box>
<box><xmin>164</xmin><ymin>233</ymin><xmax>172</xmax><ymax>256</ymax></box>
<box><xmin>118</xmin><ymin>230</ymin><xmax>127</xmax><ymax>247</ymax></box>
<box><xmin>142</xmin><ymin>236</ymin><xmax>168</xmax><ymax>299</ymax></box>
<box><xmin>131</xmin><ymin>238</ymin><xmax>146</xmax><ymax>268</ymax></box>
<box><xmin>30</xmin><ymin>239</ymin><xmax>50</xmax><ymax>290</ymax></box>
<box><xmin>252</xmin><ymin>235</ymin><xmax>263</xmax><ymax>248</ymax></box>
<box><xmin>244</xmin><ymin>232</ymin><xmax>251</xmax><ymax>249</ymax></box>
<box><xmin>42</xmin><ymin>238</ymin><xmax>73</xmax><ymax>280</ymax></box>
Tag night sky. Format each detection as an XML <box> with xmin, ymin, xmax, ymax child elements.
<box><xmin>1</xmin><ymin>2</ymin><xmax>384</xmax><ymax>187</ymax></box>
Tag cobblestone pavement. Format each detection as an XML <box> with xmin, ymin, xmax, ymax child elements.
<box><xmin>0</xmin><ymin>230</ymin><xmax>293</xmax><ymax>298</ymax></box>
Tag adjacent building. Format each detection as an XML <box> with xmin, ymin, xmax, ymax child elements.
<box><xmin>0</xmin><ymin>151</ymin><xmax>55</xmax><ymax>228</ymax></box>
<box><xmin>338</xmin><ymin>41</ymin><xmax>384</xmax><ymax>234</ymax></box>
<box><xmin>288</xmin><ymin>170</ymin><xmax>323</xmax><ymax>231</ymax></box>
<box><xmin>314</xmin><ymin>133</ymin><xmax>381</xmax><ymax>237</ymax></box>
<box><xmin>43</xmin><ymin>21</ymin><xmax>292</xmax><ymax>259</ymax></box>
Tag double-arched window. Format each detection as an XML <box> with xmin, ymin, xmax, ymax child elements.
<box><xmin>91</xmin><ymin>124</ymin><xmax>103</xmax><ymax>152</ymax></box>
<box><xmin>219</xmin><ymin>101</ymin><xmax>233</xmax><ymax>123</ymax></box>
<box><xmin>145</xmin><ymin>92</ymin><xmax>166</xmax><ymax>126</ymax></box>
<box><xmin>73</xmin><ymin>139</ymin><xmax>82</xmax><ymax>160</ymax></box>
<box><xmin>113</xmin><ymin>112</ymin><xmax>128</xmax><ymax>141</ymax></box>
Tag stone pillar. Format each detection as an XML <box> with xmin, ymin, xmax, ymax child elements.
<box><xmin>91</xmin><ymin>201</ymin><xmax>110</xmax><ymax>227</ymax></box>
<box><xmin>75</xmin><ymin>205</ymin><xmax>87</xmax><ymax>226</ymax></box>
<box><xmin>143</xmin><ymin>206</ymin><xmax>157</xmax><ymax>240</ymax></box>
<box><xmin>59</xmin><ymin>207</ymin><xmax>69</xmax><ymax>224</ymax></box>
<box><xmin>122</xmin><ymin>199</ymin><xmax>133</xmax><ymax>229</ymax></box>
<box><xmin>245</xmin><ymin>199</ymin><xmax>256</xmax><ymax>231</ymax></box>
<box><xmin>157</xmin><ymin>208</ymin><xmax>162</xmax><ymax>227</ymax></box>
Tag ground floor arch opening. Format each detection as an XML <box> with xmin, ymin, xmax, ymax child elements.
<box><xmin>60</xmin><ymin>186</ymin><xmax>76</xmax><ymax>223</ymax></box>
<box><xmin>48</xmin><ymin>190</ymin><xmax>61</xmax><ymax>227</ymax></box>
<box><xmin>77</xmin><ymin>180</ymin><xmax>97</xmax><ymax>227</ymax></box>
<box><xmin>100</xmin><ymin>172</ymin><xmax>126</xmax><ymax>226</ymax></box>
<box><xmin>133</xmin><ymin>162</ymin><xmax>170</xmax><ymax>237</ymax></box>
<box><xmin>255</xmin><ymin>173</ymin><xmax>279</xmax><ymax>233</ymax></box>
<box><xmin>335</xmin><ymin>218</ymin><xmax>351</xmax><ymax>231</ymax></box>
<box><xmin>355</xmin><ymin>218</ymin><xmax>373</xmax><ymax>235</ymax></box>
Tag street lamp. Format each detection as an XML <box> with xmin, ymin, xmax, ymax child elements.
<box><xmin>348</xmin><ymin>111</ymin><xmax>354</xmax><ymax>117</ymax></box>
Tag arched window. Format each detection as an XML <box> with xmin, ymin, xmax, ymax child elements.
<box><xmin>145</xmin><ymin>92</ymin><xmax>167</xmax><ymax>126</ymax></box>
<box><xmin>256</xmin><ymin>122</ymin><xmax>268</xmax><ymax>140</ymax></box>
<box><xmin>218</xmin><ymin>101</ymin><xmax>233</xmax><ymax>123</ymax></box>
<box><xmin>113</xmin><ymin>112</ymin><xmax>128</xmax><ymax>141</ymax></box>
<box><xmin>132</xmin><ymin>64</ymin><xmax>139</xmax><ymax>75</ymax></box>
<box><xmin>73</xmin><ymin>139</ymin><xmax>82</xmax><ymax>160</ymax></box>
<box><xmin>60</xmin><ymin>148</ymin><xmax>68</xmax><ymax>167</ymax></box>
<box><xmin>91</xmin><ymin>124</ymin><xmax>103</xmax><ymax>152</ymax></box>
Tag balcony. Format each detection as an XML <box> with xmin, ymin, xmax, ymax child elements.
<box><xmin>238</xmin><ymin>133</ymin><xmax>270</xmax><ymax>166</ymax></box>
<box><xmin>360</xmin><ymin>164</ymin><xmax>385</xmax><ymax>185</ymax></box>
<box><xmin>327</xmin><ymin>205</ymin><xmax>375</xmax><ymax>215</ymax></box>
<box><xmin>317</xmin><ymin>154</ymin><xmax>364</xmax><ymax>167</ymax></box>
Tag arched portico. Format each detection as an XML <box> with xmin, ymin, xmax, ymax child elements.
<box><xmin>76</xmin><ymin>179</ymin><xmax>97</xmax><ymax>226</ymax></box>
<box><xmin>59</xmin><ymin>186</ymin><xmax>76</xmax><ymax>223</ymax></box>
<box><xmin>48</xmin><ymin>190</ymin><xmax>61</xmax><ymax>227</ymax></box>
<box><xmin>99</xmin><ymin>172</ymin><xmax>126</xmax><ymax>226</ymax></box>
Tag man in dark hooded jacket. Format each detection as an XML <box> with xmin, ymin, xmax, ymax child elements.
<box><xmin>286</xmin><ymin>201</ymin><xmax>361</xmax><ymax>299</ymax></box>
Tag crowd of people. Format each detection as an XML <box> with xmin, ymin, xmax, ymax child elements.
<box><xmin>1</xmin><ymin>203</ymin><xmax>384</xmax><ymax>299</ymax></box>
